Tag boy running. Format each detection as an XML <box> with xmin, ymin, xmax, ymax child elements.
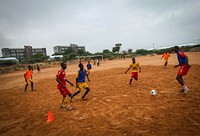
<box><xmin>24</xmin><ymin>65</ymin><xmax>35</xmax><ymax>93</ymax></box>
<box><xmin>56</xmin><ymin>62</ymin><xmax>74</xmax><ymax>110</ymax></box>
<box><xmin>72</xmin><ymin>63</ymin><xmax>90</xmax><ymax>100</ymax></box>
<box><xmin>125</xmin><ymin>57</ymin><xmax>141</xmax><ymax>86</ymax></box>
<box><xmin>86</xmin><ymin>60</ymin><xmax>92</xmax><ymax>75</ymax></box>
<box><xmin>174</xmin><ymin>46</ymin><xmax>190</xmax><ymax>94</ymax></box>
<box><xmin>161</xmin><ymin>52</ymin><xmax>170</xmax><ymax>68</ymax></box>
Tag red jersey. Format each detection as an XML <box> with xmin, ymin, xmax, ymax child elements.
<box><xmin>56</xmin><ymin>69</ymin><xmax>66</xmax><ymax>85</ymax></box>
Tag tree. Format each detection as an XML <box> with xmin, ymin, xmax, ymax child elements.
<box><xmin>103</xmin><ymin>49</ymin><xmax>111</xmax><ymax>54</ymax></box>
<box><xmin>77</xmin><ymin>49</ymin><xmax>84</xmax><ymax>56</ymax></box>
<box><xmin>128</xmin><ymin>49</ymin><xmax>133</xmax><ymax>54</ymax></box>
<box><xmin>112</xmin><ymin>47</ymin><xmax>120</xmax><ymax>53</ymax></box>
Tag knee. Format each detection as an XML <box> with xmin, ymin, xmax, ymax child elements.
<box><xmin>176</xmin><ymin>75</ymin><xmax>180</xmax><ymax>80</ymax></box>
<box><xmin>68</xmin><ymin>93</ymin><xmax>72</xmax><ymax>97</ymax></box>
<box><xmin>86</xmin><ymin>88</ymin><xmax>90</xmax><ymax>91</ymax></box>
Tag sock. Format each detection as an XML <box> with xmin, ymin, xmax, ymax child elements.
<box><xmin>183</xmin><ymin>85</ymin><xmax>188</xmax><ymax>90</ymax></box>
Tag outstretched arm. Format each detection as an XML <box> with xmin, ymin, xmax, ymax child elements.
<box><xmin>160</xmin><ymin>55</ymin><xmax>163</xmax><ymax>60</ymax></box>
<box><xmin>139</xmin><ymin>66</ymin><xmax>141</xmax><ymax>73</ymax></box>
<box><xmin>174</xmin><ymin>64</ymin><xmax>180</xmax><ymax>68</ymax></box>
<box><xmin>125</xmin><ymin>68</ymin><xmax>130</xmax><ymax>74</ymax></box>
<box><xmin>65</xmin><ymin>79</ymin><xmax>74</xmax><ymax>86</ymax></box>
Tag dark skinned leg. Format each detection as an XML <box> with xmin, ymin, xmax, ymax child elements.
<box><xmin>72</xmin><ymin>90</ymin><xmax>81</xmax><ymax>97</ymax></box>
<box><xmin>82</xmin><ymin>87</ymin><xmax>90</xmax><ymax>99</ymax></box>
<box><xmin>176</xmin><ymin>75</ymin><xmax>184</xmax><ymax>86</ymax></box>
<box><xmin>129</xmin><ymin>78</ymin><xmax>133</xmax><ymax>85</ymax></box>
<box><xmin>164</xmin><ymin>62</ymin><xmax>168</xmax><ymax>66</ymax></box>
<box><xmin>24</xmin><ymin>83</ymin><xmax>28</xmax><ymax>93</ymax></box>
<box><xmin>31</xmin><ymin>82</ymin><xmax>34</xmax><ymax>91</ymax></box>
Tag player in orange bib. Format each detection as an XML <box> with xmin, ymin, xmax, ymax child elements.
<box><xmin>161</xmin><ymin>52</ymin><xmax>170</xmax><ymax>68</ymax></box>
<box><xmin>125</xmin><ymin>57</ymin><xmax>141</xmax><ymax>86</ymax></box>
<box><xmin>24</xmin><ymin>65</ymin><xmax>34</xmax><ymax>94</ymax></box>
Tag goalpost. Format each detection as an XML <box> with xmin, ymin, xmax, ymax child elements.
<box><xmin>76</xmin><ymin>55</ymin><xmax>103</xmax><ymax>61</ymax></box>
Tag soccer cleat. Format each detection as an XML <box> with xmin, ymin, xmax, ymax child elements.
<box><xmin>183</xmin><ymin>88</ymin><xmax>189</xmax><ymax>96</ymax></box>
<box><xmin>67</xmin><ymin>106</ymin><xmax>74</xmax><ymax>111</ymax></box>
<box><xmin>60</xmin><ymin>105</ymin><xmax>66</xmax><ymax>109</ymax></box>
<box><xmin>184</xmin><ymin>88</ymin><xmax>189</xmax><ymax>94</ymax></box>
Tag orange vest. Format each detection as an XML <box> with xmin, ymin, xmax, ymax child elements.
<box><xmin>25</xmin><ymin>70</ymin><xmax>32</xmax><ymax>79</ymax></box>
<box><xmin>163</xmin><ymin>53</ymin><xmax>169</xmax><ymax>59</ymax></box>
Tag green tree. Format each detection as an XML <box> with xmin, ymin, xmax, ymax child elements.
<box><xmin>77</xmin><ymin>49</ymin><xmax>84</xmax><ymax>56</ymax></box>
<box><xmin>112</xmin><ymin>46</ymin><xmax>120</xmax><ymax>53</ymax></box>
<box><xmin>103</xmin><ymin>49</ymin><xmax>111</xmax><ymax>54</ymax></box>
<box><xmin>128</xmin><ymin>49</ymin><xmax>133</xmax><ymax>54</ymax></box>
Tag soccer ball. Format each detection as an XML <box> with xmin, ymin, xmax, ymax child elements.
<box><xmin>150</xmin><ymin>89</ymin><xmax>157</xmax><ymax>96</ymax></box>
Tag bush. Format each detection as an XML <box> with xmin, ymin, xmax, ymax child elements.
<box><xmin>0</xmin><ymin>60</ymin><xmax>18</xmax><ymax>66</ymax></box>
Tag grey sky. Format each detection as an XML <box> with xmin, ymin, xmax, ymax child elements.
<box><xmin>0</xmin><ymin>0</ymin><xmax>200</xmax><ymax>56</ymax></box>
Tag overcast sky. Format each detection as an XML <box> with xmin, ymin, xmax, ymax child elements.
<box><xmin>0</xmin><ymin>0</ymin><xmax>200</xmax><ymax>56</ymax></box>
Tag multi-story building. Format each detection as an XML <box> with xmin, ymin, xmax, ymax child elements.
<box><xmin>53</xmin><ymin>44</ymin><xmax>85</xmax><ymax>54</ymax></box>
<box><xmin>1</xmin><ymin>45</ymin><xmax>47</xmax><ymax>60</ymax></box>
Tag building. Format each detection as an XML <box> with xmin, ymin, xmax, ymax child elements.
<box><xmin>1</xmin><ymin>45</ymin><xmax>47</xmax><ymax>60</ymax></box>
<box><xmin>53</xmin><ymin>44</ymin><xmax>85</xmax><ymax>54</ymax></box>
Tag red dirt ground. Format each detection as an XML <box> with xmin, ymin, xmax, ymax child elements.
<box><xmin>0</xmin><ymin>52</ymin><xmax>200</xmax><ymax>136</ymax></box>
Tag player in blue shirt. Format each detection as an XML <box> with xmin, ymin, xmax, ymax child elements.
<box><xmin>72</xmin><ymin>63</ymin><xmax>91</xmax><ymax>100</ymax></box>
<box><xmin>87</xmin><ymin>60</ymin><xmax>92</xmax><ymax>75</ymax></box>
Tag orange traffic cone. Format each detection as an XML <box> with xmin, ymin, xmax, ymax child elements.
<box><xmin>47</xmin><ymin>111</ymin><xmax>54</xmax><ymax>123</ymax></box>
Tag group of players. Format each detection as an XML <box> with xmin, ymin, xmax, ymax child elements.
<box><xmin>24</xmin><ymin>46</ymin><xmax>190</xmax><ymax>110</ymax></box>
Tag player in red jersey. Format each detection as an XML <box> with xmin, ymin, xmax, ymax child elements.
<box><xmin>174</xmin><ymin>46</ymin><xmax>190</xmax><ymax>94</ymax></box>
<box><xmin>56</xmin><ymin>62</ymin><xmax>74</xmax><ymax>110</ymax></box>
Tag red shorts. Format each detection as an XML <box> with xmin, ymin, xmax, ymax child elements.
<box><xmin>131</xmin><ymin>72</ymin><xmax>138</xmax><ymax>80</ymax></box>
<box><xmin>178</xmin><ymin>64</ymin><xmax>189</xmax><ymax>76</ymax></box>
<box><xmin>57</xmin><ymin>84</ymin><xmax>71</xmax><ymax>97</ymax></box>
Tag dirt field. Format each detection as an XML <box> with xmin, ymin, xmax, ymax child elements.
<box><xmin>0</xmin><ymin>52</ymin><xmax>200</xmax><ymax>136</ymax></box>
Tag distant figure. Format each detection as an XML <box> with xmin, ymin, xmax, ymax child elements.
<box><xmin>37</xmin><ymin>64</ymin><xmax>40</xmax><ymax>72</ymax></box>
<box><xmin>24</xmin><ymin>65</ymin><xmax>35</xmax><ymax>94</ymax></box>
<box><xmin>79</xmin><ymin>59</ymin><xmax>82</xmax><ymax>64</ymax></box>
<box><xmin>72</xmin><ymin>63</ymin><xmax>91</xmax><ymax>100</ymax></box>
<box><xmin>161</xmin><ymin>52</ymin><xmax>170</xmax><ymax>68</ymax></box>
<box><xmin>97</xmin><ymin>59</ymin><xmax>100</xmax><ymax>66</ymax></box>
<box><xmin>56</xmin><ymin>62</ymin><xmax>74</xmax><ymax>110</ymax></box>
<box><xmin>174</xmin><ymin>46</ymin><xmax>190</xmax><ymax>94</ymax></box>
<box><xmin>125</xmin><ymin>58</ymin><xmax>141</xmax><ymax>86</ymax></box>
<box><xmin>86</xmin><ymin>60</ymin><xmax>92</xmax><ymax>75</ymax></box>
<box><xmin>93</xmin><ymin>59</ymin><xmax>96</xmax><ymax>65</ymax></box>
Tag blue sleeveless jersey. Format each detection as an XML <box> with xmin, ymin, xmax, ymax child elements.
<box><xmin>177</xmin><ymin>51</ymin><xmax>187</xmax><ymax>66</ymax></box>
<box><xmin>77</xmin><ymin>69</ymin><xmax>86</xmax><ymax>82</ymax></box>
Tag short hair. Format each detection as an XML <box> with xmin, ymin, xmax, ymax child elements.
<box><xmin>61</xmin><ymin>62</ymin><xmax>66</xmax><ymax>67</ymax></box>
<box><xmin>79</xmin><ymin>63</ymin><xmax>83</xmax><ymax>68</ymax></box>
<box><xmin>174</xmin><ymin>46</ymin><xmax>179</xmax><ymax>49</ymax></box>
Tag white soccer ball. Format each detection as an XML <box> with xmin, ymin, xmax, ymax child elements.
<box><xmin>150</xmin><ymin>89</ymin><xmax>157</xmax><ymax>96</ymax></box>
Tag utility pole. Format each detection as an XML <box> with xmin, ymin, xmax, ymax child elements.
<box><xmin>152</xmin><ymin>43</ymin><xmax>155</xmax><ymax>50</ymax></box>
